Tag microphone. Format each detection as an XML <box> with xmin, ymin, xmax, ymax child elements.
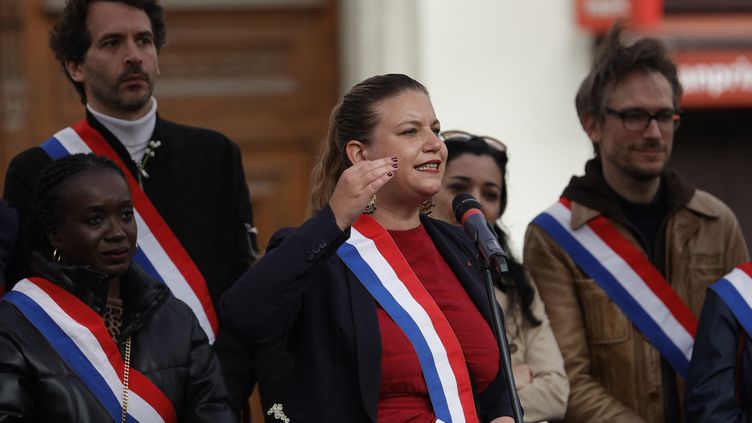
<box><xmin>452</xmin><ymin>194</ymin><xmax>523</xmax><ymax>421</ymax></box>
<box><xmin>452</xmin><ymin>193</ymin><xmax>509</xmax><ymax>274</ymax></box>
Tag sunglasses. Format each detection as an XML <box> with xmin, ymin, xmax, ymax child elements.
<box><xmin>439</xmin><ymin>130</ymin><xmax>507</xmax><ymax>153</ymax></box>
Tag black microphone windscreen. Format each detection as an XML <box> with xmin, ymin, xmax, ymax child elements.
<box><xmin>452</xmin><ymin>193</ymin><xmax>482</xmax><ymax>224</ymax></box>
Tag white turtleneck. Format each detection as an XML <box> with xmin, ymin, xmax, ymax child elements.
<box><xmin>87</xmin><ymin>98</ymin><xmax>158</xmax><ymax>163</ymax></box>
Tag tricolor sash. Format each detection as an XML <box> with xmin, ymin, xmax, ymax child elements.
<box><xmin>336</xmin><ymin>215</ymin><xmax>479</xmax><ymax>423</ymax></box>
<box><xmin>3</xmin><ymin>277</ymin><xmax>176</xmax><ymax>422</ymax></box>
<box><xmin>41</xmin><ymin>120</ymin><xmax>218</xmax><ymax>343</ymax></box>
<box><xmin>710</xmin><ymin>263</ymin><xmax>752</xmax><ymax>337</ymax></box>
<box><xmin>532</xmin><ymin>198</ymin><xmax>698</xmax><ymax>378</ymax></box>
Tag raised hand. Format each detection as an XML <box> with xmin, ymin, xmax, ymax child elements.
<box><xmin>329</xmin><ymin>156</ymin><xmax>398</xmax><ymax>230</ymax></box>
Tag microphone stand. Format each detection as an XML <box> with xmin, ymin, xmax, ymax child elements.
<box><xmin>481</xmin><ymin>262</ymin><xmax>523</xmax><ymax>423</ymax></box>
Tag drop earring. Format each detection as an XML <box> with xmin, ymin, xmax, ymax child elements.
<box><xmin>363</xmin><ymin>195</ymin><xmax>377</xmax><ymax>215</ymax></box>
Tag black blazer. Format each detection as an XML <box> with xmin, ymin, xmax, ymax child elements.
<box><xmin>0</xmin><ymin>200</ymin><xmax>18</xmax><ymax>287</ymax></box>
<box><xmin>221</xmin><ymin>205</ymin><xmax>512</xmax><ymax>422</ymax></box>
<box><xmin>685</xmin><ymin>289</ymin><xmax>751</xmax><ymax>422</ymax></box>
<box><xmin>3</xmin><ymin>111</ymin><xmax>256</xmax><ymax>303</ymax></box>
<box><xmin>4</xmin><ymin>114</ymin><xmax>259</xmax><ymax>415</ymax></box>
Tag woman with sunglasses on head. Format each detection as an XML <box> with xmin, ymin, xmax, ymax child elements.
<box><xmin>0</xmin><ymin>154</ymin><xmax>234</xmax><ymax>422</ymax></box>
<box><xmin>221</xmin><ymin>74</ymin><xmax>514</xmax><ymax>422</ymax></box>
<box><xmin>433</xmin><ymin>131</ymin><xmax>570</xmax><ymax>423</ymax></box>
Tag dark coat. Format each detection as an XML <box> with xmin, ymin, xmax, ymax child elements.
<box><xmin>686</xmin><ymin>289</ymin><xmax>752</xmax><ymax>422</ymax></box>
<box><xmin>0</xmin><ymin>200</ymin><xmax>18</xmax><ymax>288</ymax></box>
<box><xmin>221</xmin><ymin>206</ymin><xmax>513</xmax><ymax>422</ymax></box>
<box><xmin>0</xmin><ymin>255</ymin><xmax>235</xmax><ymax>422</ymax></box>
<box><xmin>2</xmin><ymin>112</ymin><xmax>258</xmax><ymax>412</ymax></box>
<box><xmin>3</xmin><ymin>111</ymin><xmax>256</xmax><ymax>304</ymax></box>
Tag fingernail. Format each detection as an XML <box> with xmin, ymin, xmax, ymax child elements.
<box><xmin>392</xmin><ymin>163</ymin><xmax>398</xmax><ymax>168</ymax></box>
<box><xmin>391</xmin><ymin>157</ymin><xmax>398</xmax><ymax>162</ymax></box>
<box><xmin>387</xmin><ymin>172</ymin><xmax>394</xmax><ymax>177</ymax></box>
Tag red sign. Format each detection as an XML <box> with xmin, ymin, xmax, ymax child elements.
<box><xmin>576</xmin><ymin>0</ymin><xmax>662</xmax><ymax>32</ymax></box>
<box><xmin>674</xmin><ymin>50</ymin><xmax>752</xmax><ymax>108</ymax></box>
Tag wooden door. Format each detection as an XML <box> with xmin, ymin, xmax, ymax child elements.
<box><xmin>1</xmin><ymin>0</ymin><xmax>339</xmax><ymax>250</ymax></box>
<box><xmin>156</xmin><ymin>3</ymin><xmax>339</xmax><ymax>251</ymax></box>
<box><xmin>1</xmin><ymin>1</ymin><xmax>339</xmax><ymax>421</ymax></box>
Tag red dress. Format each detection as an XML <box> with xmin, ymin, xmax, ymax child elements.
<box><xmin>376</xmin><ymin>224</ymin><xmax>500</xmax><ymax>422</ymax></box>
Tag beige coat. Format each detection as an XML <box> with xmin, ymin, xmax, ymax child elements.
<box><xmin>496</xmin><ymin>280</ymin><xmax>569</xmax><ymax>422</ymax></box>
<box><xmin>524</xmin><ymin>190</ymin><xmax>749</xmax><ymax>423</ymax></box>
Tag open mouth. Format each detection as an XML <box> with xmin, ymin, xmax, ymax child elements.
<box><xmin>415</xmin><ymin>161</ymin><xmax>441</xmax><ymax>171</ymax></box>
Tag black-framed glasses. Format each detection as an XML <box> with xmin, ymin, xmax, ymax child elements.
<box><xmin>605</xmin><ymin>107</ymin><xmax>682</xmax><ymax>132</ymax></box>
<box><xmin>439</xmin><ymin>130</ymin><xmax>507</xmax><ymax>153</ymax></box>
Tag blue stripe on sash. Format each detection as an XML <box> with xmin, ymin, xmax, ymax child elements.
<box><xmin>40</xmin><ymin>137</ymin><xmax>69</xmax><ymax>160</ymax></box>
<box><xmin>133</xmin><ymin>248</ymin><xmax>163</xmax><ymax>283</ymax></box>
<box><xmin>533</xmin><ymin>212</ymin><xmax>690</xmax><ymax>377</ymax></box>
<box><xmin>711</xmin><ymin>279</ymin><xmax>752</xmax><ymax>337</ymax></box>
<box><xmin>337</xmin><ymin>242</ymin><xmax>453</xmax><ymax>420</ymax></box>
<box><xmin>3</xmin><ymin>291</ymin><xmax>124</xmax><ymax>422</ymax></box>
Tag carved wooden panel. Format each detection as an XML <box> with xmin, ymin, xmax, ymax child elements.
<box><xmin>243</xmin><ymin>147</ymin><xmax>315</xmax><ymax>248</ymax></box>
<box><xmin>7</xmin><ymin>5</ymin><xmax>337</xmax><ymax>420</ymax></box>
<box><xmin>161</xmin><ymin>10</ymin><xmax>336</xmax><ymax>135</ymax></box>
<box><xmin>0</xmin><ymin>0</ymin><xmax>25</xmax><ymax>132</ymax></box>
<box><xmin>5</xmin><ymin>0</ymin><xmax>339</xmax><ymax>256</ymax></box>
<box><xmin>156</xmin><ymin>5</ymin><xmax>338</xmax><ymax>248</ymax></box>
<box><xmin>0</xmin><ymin>0</ymin><xmax>25</xmax><ymax>177</ymax></box>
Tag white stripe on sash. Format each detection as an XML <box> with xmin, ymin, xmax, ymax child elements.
<box><xmin>534</xmin><ymin>200</ymin><xmax>696</xmax><ymax>377</ymax></box>
<box><xmin>720</xmin><ymin>267</ymin><xmax>752</xmax><ymax>306</ymax></box>
<box><xmin>44</xmin><ymin>126</ymin><xmax>216</xmax><ymax>343</ymax></box>
<box><xmin>711</xmin><ymin>264</ymin><xmax>752</xmax><ymax>336</ymax></box>
<box><xmin>348</xmin><ymin>227</ymin><xmax>466</xmax><ymax>422</ymax></box>
<box><xmin>11</xmin><ymin>279</ymin><xmax>165</xmax><ymax>422</ymax></box>
<box><xmin>337</xmin><ymin>215</ymin><xmax>479</xmax><ymax>423</ymax></box>
<box><xmin>54</xmin><ymin>127</ymin><xmax>92</xmax><ymax>154</ymax></box>
<box><xmin>131</xmin><ymin>211</ymin><xmax>213</xmax><ymax>337</ymax></box>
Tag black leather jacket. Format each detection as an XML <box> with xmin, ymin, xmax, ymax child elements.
<box><xmin>0</xmin><ymin>255</ymin><xmax>234</xmax><ymax>422</ymax></box>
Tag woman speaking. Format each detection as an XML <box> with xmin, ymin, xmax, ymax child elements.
<box><xmin>221</xmin><ymin>74</ymin><xmax>514</xmax><ymax>423</ymax></box>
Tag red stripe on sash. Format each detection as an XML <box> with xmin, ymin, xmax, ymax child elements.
<box><xmin>739</xmin><ymin>262</ymin><xmax>752</xmax><ymax>278</ymax></box>
<box><xmin>560</xmin><ymin>197</ymin><xmax>698</xmax><ymax>336</ymax></box>
<box><xmin>129</xmin><ymin>372</ymin><xmax>176</xmax><ymax>422</ymax></box>
<box><xmin>71</xmin><ymin>120</ymin><xmax>218</xmax><ymax>334</ymax></box>
<box><xmin>354</xmin><ymin>216</ymin><xmax>478</xmax><ymax>422</ymax></box>
<box><xmin>28</xmin><ymin>277</ymin><xmax>177</xmax><ymax>422</ymax></box>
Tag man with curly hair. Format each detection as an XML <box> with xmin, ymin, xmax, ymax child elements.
<box><xmin>3</xmin><ymin>1</ymin><xmax>258</xmax><ymax>417</ymax></box>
